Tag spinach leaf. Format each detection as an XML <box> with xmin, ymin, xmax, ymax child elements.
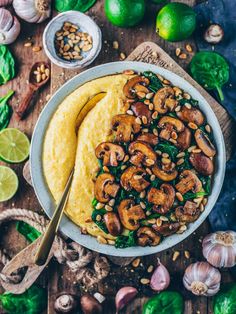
<box><xmin>183</xmin><ymin>191</ymin><xmax>208</xmax><ymax>201</ymax></box>
<box><xmin>178</xmin><ymin>98</ymin><xmax>198</xmax><ymax>107</ymax></box>
<box><xmin>91</xmin><ymin>209</ymin><xmax>108</xmax><ymax>233</ymax></box>
<box><xmin>16</xmin><ymin>222</ymin><xmax>41</xmax><ymax>243</ymax></box>
<box><xmin>143</xmin><ymin>71</ymin><xmax>163</xmax><ymax>92</ymax></box>
<box><xmin>0</xmin><ymin>45</ymin><xmax>15</xmax><ymax>85</ymax></box>
<box><xmin>213</xmin><ymin>283</ymin><xmax>236</xmax><ymax>314</ymax></box>
<box><xmin>176</xmin><ymin>151</ymin><xmax>191</xmax><ymax>172</ymax></box>
<box><xmin>0</xmin><ymin>285</ymin><xmax>47</xmax><ymax>314</ymax></box>
<box><xmin>55</xmin><ymin>0</ymin><xmax>97</xmax><ymax>12</ymax></box>
<box><xmin>155</xmin><ymin>142</ymin><xmax>179</xmax><ymax>161</ymax></box>
<box><xmin>0</xmin><ymin>89</ymin><xmax>14</xmax><ymax>130</ymax></box>
<box><xmin>190</xmin><ymin>51</ymin><xmax>229</xmax><ymax>102</ymax></box>
<box><xmin>115</xmin><ymin>231</ymin><xmax>136</xmax><ymax>248</ymax></box>
<box><xmin>199</xmin><ymin>175</ymin><xmax>212</xmax><ymax>195</ymax></box>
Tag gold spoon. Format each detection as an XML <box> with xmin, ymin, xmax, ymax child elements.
<box><xmin>34</xmin><ymin>92</ymin><xmax>106</xmax><ymax>266</ymax></box>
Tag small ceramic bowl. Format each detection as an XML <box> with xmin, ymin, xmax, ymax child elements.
<box><xmin>43</xmin><ymin>11</ymin><xmax>102</xmax><ymax>69</ymax></box>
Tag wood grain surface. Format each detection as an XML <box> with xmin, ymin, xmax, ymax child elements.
<box><xmin>0</xmin><ymin>0</ymin><xmax>234</xmax><ymax>313</ymax></box>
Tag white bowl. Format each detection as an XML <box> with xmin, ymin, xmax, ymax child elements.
<box><xmin>30</xmin><ymin>61</ymin><xmax>226</xmax><ymax>257</ymax></box>
<box><xmin>43</xmin><ymin>11</ymin><xmax>102</xmax><ymax>69</ymax></box>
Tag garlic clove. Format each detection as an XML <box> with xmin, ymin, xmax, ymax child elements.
<box><xmin>202</xmin><ymin>231</ymin><xmax>236</xmax><ymax>268</ymax></box>
<box><xmin>204</xmin><ymin>24</ymin><xmax>224</xmax><ymax>44</ymax></box>
<box><xmin>115</xmin><ymin>286</ymin><xmax>138</xmax><ymax>313</ymax></box>
<box><xmin>183</xmin><ymin>261</ymin><xmax>221</xmax><ymax>297</ymax></box>
<box><xmin>0</xmin><ymin>8</ymin><xmax>20</xmax><ymax>44</ymax></box>
<box><xmin>150</xmin><ymin>258</ymin><xmax>170</xmax><ymax>292</ymax></box>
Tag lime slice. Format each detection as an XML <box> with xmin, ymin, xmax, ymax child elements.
<box><xmin>0</xmin><ymin>128</ymin><xmax>30</xmax><ymax>163</ymax></box>
<box><xmin>0</xmin><ymin>166</ymin><xmax>18</xmax><ymax>202</ymax></box>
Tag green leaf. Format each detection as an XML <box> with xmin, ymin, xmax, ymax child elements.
<box><xmin>199</xmin><ymin>175</ymin><xmax>211</xmax><ymax>195</ymax></box>
<box><xmin>0</xmin><ymin>45</ymin><xmax>15</xmax><ymax>85</ymax></box>
<box><xmin>213</xmin><ymin>283</ymin><xmax>236</xmax><ymax>314</ymax></box>
<box><xmin>142</xmin><ymin>291</ymin><xmax>184</xmax><ymax>314</ymax></box>
<box><xmin>183</xmin><ymin>191</ymin><xmax>208</xmax><ymax>201</ymax></box>
<box><xmin>115</xmin><ymin>231</ymin><xmax>136</xmax><ymax>248</ymax></box>
<box><xmin>16</xmin><ymin>222</ymin><xmax>41</xmax><ymax>243</ymax></box>
<box><xmin>155</xmin><ymin>142</ymin><xmax>179</xmax><ymax>161</ymax></box>
<box><xmin>55</xmin><ymin>0</ymin><xmax>97</xmax><ymax>12</ymax></box>
<box><xmin>0</xmin><ymin>90</ymin><xmax>14</xmax><ymax>131</ymax></box>
<box><xmin>190</xmin><ymin>51</ymin><xmax>229</xmax><ymax>102</ymax></box>
<box><xmin>143</xmin><ymin>71</ymin><xmax>163</xmax><ymax>92</ymax></box>
<box><xmin>0</xmin><ymin>285</ymin><xmax>47</xmax><ymax>314</ymax></box>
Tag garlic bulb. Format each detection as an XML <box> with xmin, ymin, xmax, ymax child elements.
<box><xmin>150</xmin><ymin>258</ymin><xmax>170</xmax><ymax>292</ymax></box>
<box><xmin>183</xmin><ymin>261</ymin><xmax>221</xmax><ymax>296</ymax></box>
<box><xmin>0</xmin><ymin>8</ymin><xmax>20</xmax><ymax>44</ymax></box>
<box><xmin>13</xmin><ymin>0</ymin><xmax>51</xmax><ymax>23</ymax></box>
<box><xmin>202</xmin><ymin>231</ymin><xmax>236</xmax><ymax>268</ymax></box>
<box><xmin>0</xmin><ymin>0</ymin><xmax>13</xmax><ymax>6</ymax></box>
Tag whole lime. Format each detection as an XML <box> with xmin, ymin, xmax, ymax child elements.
<box><xmin>156</xmin><ymin>2</ymin><xmax>196</xmax><ymax>41</ymax></box>
<box><xmin>104</xmin><ymin>0</ymin><xmax>146</xmax><ymax>28</ymax></box>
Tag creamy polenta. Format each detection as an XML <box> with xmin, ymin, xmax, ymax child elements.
<box><xmin>43</xmin><ymin>74</ymin><xmax>132</xmax><ymax>239</ymax></box>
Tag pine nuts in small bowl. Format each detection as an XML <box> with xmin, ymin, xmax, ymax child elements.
<box><xmin>43</xmin><ymin>11</ymin><xmax>102</xmax><ymax>69</ymax></box>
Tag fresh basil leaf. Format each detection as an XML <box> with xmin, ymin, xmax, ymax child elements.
<box><xmin>55</xmin><ymin>0</ymin><xmax>97</xmax><ymax>12</ymax></box>
<box><xmin>0</xmin><ymin>285</ymin><xmax>47</xmax><ymax>314</ymax></box>
<box><xmin>190</xmin><ymin>51</ymin><xmax>229</xmax><ymax>102</ymax></box>
<box><xmin>0</xmin><ymin>45</ymin><xmax>15</xmax><ymax>85</ymax></box>
<box><xmin>16</xmin><ymin>222</ymin><xmax>41</xmax><ymax>243</ymax></box>
<box><xmin>0</xmin><ymin>90</ymin><xmax>14</xmax><ymax>130</ymax></box>
<box><xmin>115</xmin><ymin>231</ymin><xmax>136</xmax><ymax>248</ymax></box>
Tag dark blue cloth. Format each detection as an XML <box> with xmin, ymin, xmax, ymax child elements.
<box><xmin>195</xmin><ymin>0</ymin><xmax>236</xmax><ymax>277</ymax></box>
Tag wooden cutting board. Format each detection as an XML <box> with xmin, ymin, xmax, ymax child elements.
<box><xmin>127</xmin><ymin>41</ymin><xmax>234</xmax><ymax>160</ymax></box>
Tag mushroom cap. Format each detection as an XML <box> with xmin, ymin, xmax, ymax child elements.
<box><xmin>176</xmin><ymin>127</ymin><xmax>192</xmax><ymax>150</ymax></box>
<box><xmin>128</xmin><ymin>141</ymin><xmax>157</xmax><ymax>167</ymax></box>
<box><xmin>175</xmin><ymin>170</ymin><xmax>202</xmax><ymax>195</ymax></box>
<box><xmin>123</xmin><ymin>76</ymin><xmax>149</xmax><ymax>99</ymax></box>
<box><xmin>95</xmin><ymin>142</ymin><xmax>125</xmax><ymax>167</ymax></box>
<box><xmin>153</xmin><ymin>87</ymin><xmax>176</xmax><ymax>114</ymax></box>
<box><xmin>137</xmin><ymin>227</ymin><xmax>161</xmax><ymax>246</ymax></box>
<box><xmin>175</xmin><ymin>201</ymin><xmax>200</xmax><ymax>223</ymax></box>
<box><xmin>158</xmin><ymin>116</ymin><xmax>185</xmax><ymax>133</ymax></box>
<box><xmin>177</xmin><ymin>106</ymin><xmax>205</xmax><ymax>126</ymax></box>
<box><xmin>153</xmin><ymin>222</ymin><xmax>180</xmax><ymax>236</ymax></box>
<box><xmin>118</xmin><ymin>199</ymin><xmax>145</xmax><ymax>230</ymax></box>
<box><xmin>152</xmin><ymin>164</ymin><xmax>178</xmax><ymax>182</ymax></box>
<box><xmin>136</xmin><ymin>133</ymin><xmax>158</xmax><ymax>146</ymax></box>
<box><xmin>194</xmin><ymin>129</ymin><xmax>216</xmax><ymax>157</ymax></box>
<box><xmin>131</xmin><ymin>102</ymin><xmax>152</xmax><ymax>124</ymax></box>
<box><xmin>112</xmin><ymin>114</ymin><xmax>141</xmax><ymax>142</ymax></box>
<box><xmin>94</xmin><ymin>173</ymin><xmax>120</xmax><ymax>203</ymax></box>
<box><xmin>104</xmin><ymin>212</ymin><xmax>122</xmax><ymax>236</ymax></box>
<box><xmin>120</xmin><ymin>166</ymin><xmax>150</xmax><ymax>192</ymax></box>
<box><xmin>190</xmin><ymin>152</ymin><xmax>214</xmax><ymax>175</ymax></box>
<box><xmin>147</xmin><ymin>184</ymin><xmax>175</xmax><ymax>214</ymax></box>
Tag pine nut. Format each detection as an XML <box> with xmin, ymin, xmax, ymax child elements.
<box><xmin>134</xmin><ymin>175</ymin><xmax>143</xmax><ymax>180</ymax></box>
<box><xmin>172</xmin><ymin>251</ymin><xmax>180</xmax><ymax>261</ymax></box>
<box><xmin>113</xmin><ymin>41</ymin><xmax>119</xmax><ymax>49</ymax></box>
<box><xmin>173</xmin><ymin>87</ymin><xmax>182</xmax><ymax>96</ymax></box>
<box><xmin>153</xmin><ymin>128</ymin><xmax>158</xmax><ymax>136</ymax></box>
<box><xmin>169</xmin><ymin>138</ymin><xmax>177</xmax><ymax>144</ymax></box>
<box><xmin>162</xmin><ymin>153</ymin><xmax>169</xmax><ymax>158</ymax></box>
<box><xmin>177</xmin><ymin>152</ymin><xmax>185</xmax><ymax>158</ymax></box>
<box><xmin>109</xmin><ymin>199</ymin><xmax>115</xmax><ymax>206</ymax></box>
<box><xmin>171</xmin><ymin>131</ymin><xmax>178</xmax><ymax>139</ymax></box>
<box><xmin>146</xmin><ymin>168</ymin><xmax>152</xmax><ymax>175</ymax></box>
<box><xmin>188</xmin><ymin>145</ymin><xmax>196</xmax><ymax>152</ymax></box>
<box><xmin>185</xmin><ymin>44</ymin><xmax>193</xmax><ymax>52</ymax></box>
<box><xmin>140</xmin><ymin>278</ymin><xmax>150</xmax><ymax>285</ymax></box>
<box><xmin>183</xmin><ymin>93</ymin><xmax>191</xmax><ymax>99</ymax></box>
<box><xmin>132</xmin><ymin>258</ymin><xmax>140</xmax><ymax>267</ymax></box>
<box><xmin>184</xmin><ymin>250</ymin><xmax>190</xmax><ymax>259</ymax></box>
<box><xmin>160</xmin><ymin>216</ymin><xmax>169</xmax><ymax>221</ymax></box>
<box><xmin>105</xmin><ymin>205</ymin><xmax>113</xmax><ymax>211</ymax></box>
<box><xmin>152</xmin><ymin>111</ymin><xmax>158</xmax><ymax>119</ymax></box>
<box><xmin>121</xmin><ymin>165</ymin><xmax>127</xmax><ymax>170</ymax></box>
<box><xmin>124</xmin><ymin>155</ymin><xmax>129</xmax><ymax>163</ymax></box>
<box><xmin>179</xmin><ymin>53</ymin><xmax>187</xmax><ymax>59</ymax></box>
<box><xmin>163</xmin><ymin>79</ymin><xmax>170</xmax><ymax>85</ymax></box>
<box><xmin>103</xmin><ymin>166</ymin><xmax>109</xmax><ymax>172</ymax></box>
<box><xmin>140</xmin><ymin>201</ymin><xmax>146</xmax><ymax>209</ymax></box>
<box><xmin>200</xmin><ymin>203</ymin><xmax>205</xmax><ymax>212</ymax></box>
<box><xmin>147</xmin><ymin>218</ymin><xmax>156</xmax><ymax>224</ymax></box>
<box><xmin>142</xmin><ymin>116</ymin><xmax>148</xmax><ymax>124</ymax></box>
<box><xmin>96</xmin><ymin>202</ymin><xmax>104</xmax><ymax>210</ymax></box>
<box><xmin>146</xmin><ymin>92</ymin><xmax>154</xmax><ymax>99</ymax></box>
<box><xmin>140</xmin><ymin>191</ymin><xmax>146</xmax><ymax>198</ymax></box>
<box><xmin>135</xmin><ymin>117</ymin><xmax>142</xmax><ymax>124</ymax></box>
<box><xmin>147</xmin><ymin>265</ymin><xmax>154</xmax><ymax>273</ymax></box>
<box><xmin>127</xmin><ymin>110</ymin><xmax>133</xmax><ymax>115</ymax></box>
<box><xmin>175</xmin><ymin>105</ymin><xmax>181</xmax><ymax>112</ymax></box>
<box><xmin>149</xmin><ymin>103</ymin><xmax>154</xmax><ymax>110</ymax></box>
<box><xmin>203</xmin><ymin>198</ymin><xmax>208</xmax><ymax>205</ymax></box>
<box><xmin>144</xmin><ymin>99</ymin><xmax>150</xmax><ymax>105</ymax></box>
<box><xmin>97</xmin><ymin>236</ymin><xmax>107</xmax><ymax>244</ymax></box>
<box><xmin>175</xmin><ymin>48</ymin><xmax>181</xmax><ymax>57</ymax></box>
<box><xmin>177</xmin><ymin>158</ymin><xmax>184</xmax><ymax>166</ymax></box>
<box><xmin>32</xmin><ymin>46</ymin><xmax>41</xmax><ymax>52</ymax></box>
<box><xmin>156</xmin><ymin>218</ymin><xmax>162</xmax><ymax>227</ymax></box>
<box><xmin>162</xmin><ymin>157</ymin><xmax>171</xmax><ymax>164</ymax></box>
<box><xmin>192</xmin><ymin>149</ymin><xmax>202</xmax><ymax>153</ymax></box>
<box><xmin>142</xmin><ymin>128</ymin><xmax>149</xmax><ymax>133</ymax></box>
<box><xmin>176</xmin><ymin>192</ymin><xmax>183</xmax><ymax>202</ymax></box>
<box><xmin>150</xmin><ymin>174</ymin><xmax>156</xmax><ymax>181</ymax></box>
<box><xmin>205</xmin><ymin>124</ymin><xmax>211</xmax><ymax>133</ymax></box>
<box><xmin>177</xmin><ymin>225</ymin><xmax>187</xmax><ymax>234</ymax></box>
<box><xmin>137</xmin><ymin>91</ymin><xmax>146</xmax><ymax>99</ymax></box>
<box><xmin>146</xmin><ymin>158</ymin><xmax>155</xmax><ymax>166</ymax></box>
<box><xmin>96</xmin><ymin>215</ymin><xmax>102</xmax><ymax>221</ymax></box>
<box><xmin>184</xmin><ymin>103</ymin><xmax>192</xmax><ymax>109</ymax></box>
<box><xmin>155</xmin><ymin>150</ymin><xmax>162</xmax><ymax>155</ymax></box>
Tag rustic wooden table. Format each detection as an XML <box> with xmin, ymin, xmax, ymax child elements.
<box><xmin>0</xmin><ymin>0</ymin><xmax>234</xmax><ymax>313</ymax></box>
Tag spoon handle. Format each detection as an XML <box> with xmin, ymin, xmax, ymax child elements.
<box><xmin>34</xmin><ymin>169</ymin><xmax>74</xmax><ymax>266</ymax></box>
<box><xmin>15</xmin><ymin>85</ymin><xmax>36</xmax><ymax>119</ymax></box>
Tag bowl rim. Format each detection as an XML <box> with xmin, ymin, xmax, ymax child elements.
<box><xmin>42</xmin><ymin>10</ymin><xmax>102</xmax><ymax>69</ymax></box>
<box><xmin>30</xmin><ymin>61</ymin><xmax>226</xmax><ymax>257</ymax></box>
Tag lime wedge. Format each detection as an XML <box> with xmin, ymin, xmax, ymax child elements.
<box><xmin>0</xmin><ymin>166</ymin><xmax>18</xmax><ymax>202</ymax></box>
<box><xmin>0</xmin><ymin>128</ymin><xmax>30</xmax><ymax>163</ymax></box>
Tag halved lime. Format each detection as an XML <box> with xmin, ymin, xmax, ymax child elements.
<box><xmin>0</xmin><ymin>166</ymin><xmax>18</xmax><ymax>202</ymax></box>
<box><xmin>0</xmin><ymin>128</ymin><xmax>30</xmax><ymax>163</ymax></box>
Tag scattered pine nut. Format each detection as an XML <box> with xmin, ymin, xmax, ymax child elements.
<box><xmin>113</xmin><ymin>41</ymin><xmax>119</xmax><ymax>49</ymax></box>
<box><xmin>184</xmin><ymin>250</ymin><xmax>190</xmax><ymax>259</ymax></box>
<box><xmin>140</xmin><ymin>278</ymin><xmax>150</xmax><ymax>285</ymax></box>
<box><xmin>97</xmin><ymin>236</ymin><xmax>107</xmax><ymax>244</ymax></box>
<box><xmin>96</xmin><ymin>202</ymin><xmax>104</xmax><ymax>210</ymax></box>
<box><xmin>132</xmin><ymin>258</ymin><xmax>141</xmax><ymax>267</ymax></box>
<box><xmin>176</xmin><ymin>192</ymin><xmax>184</xmax><ymax>202</ymax></box>
<box><xmin>192</xmin><ymin>148</ymin><xmax>202</xmax><ymax>153</ymax></box>
<box><xmin>120</xmin><ymin>52</ymin><xmax>126</xmax><ymax>60</ymax></box>
<box><xmin>185</xmin><ymin>44</ymin><xmax>193</xmax><ymax>52</ymax></box>
<box><xmin>24</xmin><ymin>42</ymin><xmax>32</xmax><ymax>47</ymax></box>
<box><xmin>179</xmin><ymin>53</ymin><xmax>187</xmax><ymax>59</ymax></box>
<box><xmin>172</xmin><ymin>251</ymin><xmax>180</xmax><ymax>261</ymax></box>
<box><xmin>175</xmin><ymin>48</ymin><xmax>181</xmax><ymax>57</ymax></box>
<box><xmin>32</xmin><ymin>46</ymin><xmax>41</xmax><ymax>52</ymax></box>
<box><xmin>147</xmin><ymin>265</ymin><xmax>154</xmax><ymax>273</ymax></box>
